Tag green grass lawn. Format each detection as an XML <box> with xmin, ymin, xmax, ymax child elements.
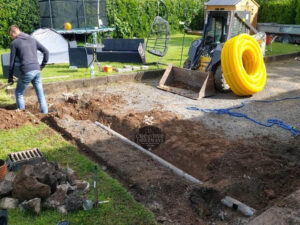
<box><xmin>265</xmin><ymin>42</ymin><xmax>300</xmax><ymax>56</ymax></box>
<box><xmin>0</xmin><ymin>33</ymin><xmax>199</xmax><ymax>84</ymax></box>
<box><xmin>0</xmin><ymin>123</ymin><xmax>157</xmax><ymax>225</ymax></box>
<box><xmin>0</xmin><ymin>88</ymin><xmax>13</xmax><ymax>107</ymax></box>
<box><xmin>1</xmin><ymin>34</ymin><xmax>299</xmax><ymax>84</ymax></box>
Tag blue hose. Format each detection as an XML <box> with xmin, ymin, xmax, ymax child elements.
<box><xmin>187</xmin><ymin>96</ymin><xmax>300</xmax><ymax>136</ymax></box>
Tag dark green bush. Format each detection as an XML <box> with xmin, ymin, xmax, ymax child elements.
<box><xmin>0</xmin><ymin>0</ymin><xmax>39</xmax><ymax>48</ymax></box>
<box><xmin>0</xmin><ymin>0</ymin><xmax>204</xmax><ymax>48</ymax></box>
<box><xmin>296</xmin><ymin>0</ymin><xmax>300</xmax><ymax>24</ymax></box>
<box><xmin>1</xmin><ymin>0</ymin><xmax>299</xmax><ymax>49</ymax></box>
<box><xmin>258</xmin><ymin>0</ymin><xmax>297</xmax><ymax>24</ymax></box>
<box><xmin>106</xmin><ymin>0</ymin><xmax>204</xmax><ymax>38</ymax></box>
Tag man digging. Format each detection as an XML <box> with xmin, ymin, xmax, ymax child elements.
<box><xmin>8</xmin><ymin>25</ymin><xmax>49</xmax><ymax>114</ymax></box>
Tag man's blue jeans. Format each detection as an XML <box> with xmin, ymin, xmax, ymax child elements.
<box><xmin>15</xmin><ymin>70</ymin><xmax>48</xmax><ymax>114</ymax></box>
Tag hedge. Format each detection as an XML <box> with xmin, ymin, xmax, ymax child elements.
<box><xmin>257</xmin><ymin>0</ymin><xmax>297</xmax><ymax>24</ymax></box>
<box><xmin>296</xmin><ymin>0</ymin><xmax>300</xmax><ymax>24</ymax></box>
<box><xmin>0</xmin><ymin>0</ymin><xmax>204</xmax><ymax>48</ymax></box>
<box><xmin>1</xmin><ymin>0</ymin><xmax>300</xmax><ymax>48</ymax></box>
<box><xmin>0</xmin><ymin>0</ymin><xmax>39</xmax><ymax>49</ymax></box>
<box><xmin>105</xmin><ymin>0</ymin><xmax>204</xmax><ymax>39</ymax></box>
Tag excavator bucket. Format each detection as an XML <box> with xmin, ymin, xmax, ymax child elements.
<box><xmin>157</xmin><ymin>65</ymin><xmax>216</xmax><ymax>100</ymax></box>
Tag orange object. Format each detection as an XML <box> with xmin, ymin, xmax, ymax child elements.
<box><xmin>104</xmin><ymin>65</ymin><xmax>112</xmax><ymax>72</ymax></box>
<box><xmin>266</xmin><ymin>35</ymin><xmax>274</xmax><ymax>45</ymax></box>
<box><xmin>64</xmin><ymin>22</ymin><xmax>72</xmax><ymax>30</ymax></box>
<box><xmin>0</xmin><ymin>160</ymin><xmax>7</xmax><ymax>181</ymax></box>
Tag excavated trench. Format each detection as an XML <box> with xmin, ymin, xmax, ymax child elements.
<box><xmin>27</xmin><ymin>90</ymin><xmax>300</xmax><ymax>224</ymax></box>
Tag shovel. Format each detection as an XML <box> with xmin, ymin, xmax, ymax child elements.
<box><xmin>0</xmin><ymin>83</ymin><xmax>12</xmax><ymax>90</ymax></box>
<box><xmin>0</xmin><ymin>77</ymin><xmax>17</xmax><ymax>90</ymax></box>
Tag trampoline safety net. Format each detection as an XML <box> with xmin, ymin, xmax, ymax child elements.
<box><xmin>39</xmin><ymin>0</ymin><xmax>108</xmax><ymax>29</ymax></box>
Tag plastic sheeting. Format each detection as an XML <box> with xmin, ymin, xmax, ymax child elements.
<box><xmin>31</xmin><ymin>28</ymin><xmax>69</xmax><ymax>64</ymax></box>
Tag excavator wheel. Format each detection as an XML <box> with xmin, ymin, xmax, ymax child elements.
<box><xmin>213</xmin><ymin>65</ymin><xmax>231</xmax><ymax>92</ymax></box>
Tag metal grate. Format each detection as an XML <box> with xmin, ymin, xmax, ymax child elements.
<box><xmin>6</xmin><ymin>148</ymin><xmax>45</xmax><ymax>171</ymax></box>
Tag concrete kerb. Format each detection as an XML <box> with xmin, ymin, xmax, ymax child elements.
<box><xmin>6</xmin><ymin>69</ymin><xmax>165</xmax><ymax>97</ymax></box>
<box><xmin>264</xmin><ymin>52</ymin><xmax>300</xmax><ymax>63</ymax></box>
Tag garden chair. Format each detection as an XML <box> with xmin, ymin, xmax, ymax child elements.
<box><xmin>68</xmin><ymin>41</ymin><xmax>94</xmax><ymax>68</ymax></box>
<box><xmin>1</xmin><ymin>53</ymin><xmax>21</xmax><ymax>78</ymax></box>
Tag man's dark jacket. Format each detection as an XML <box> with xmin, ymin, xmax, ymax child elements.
<box><xmin>9</xmin><ymin>32</ymin><xmax>49</xmax><ymax>79</ymax></box>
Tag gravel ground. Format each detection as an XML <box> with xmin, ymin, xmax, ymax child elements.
<box><xmin>73</xmin><ymin>59</ymin><xmax>300</xmax><ymax>146</ymax></box>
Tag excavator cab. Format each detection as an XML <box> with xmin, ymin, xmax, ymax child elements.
<box><xmin>187</xmin><ymin>11</ymin><xmax>232</xmax><ymax>71</ymax></box>
<box><xmin>204</xmin><ymin>11</ymin><xmax>229</xmax><ymax>46</ymax></box>
<box><xmin>186</xmin><ymin>10</ymin><xmax>250</xmax><ymax>72</ymax></box>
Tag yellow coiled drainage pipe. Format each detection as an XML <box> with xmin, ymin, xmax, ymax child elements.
<box><xmin>221</xmin><ymin>34</ymin><xmax>267</xmax><ymax>96</ymax></box>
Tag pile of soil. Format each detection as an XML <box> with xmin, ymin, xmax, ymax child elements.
<box><xmin>0</xmin><ymin>109</ymin><xmax>36</xmax><ymax>129</ymax></box>
<box><xmin>28</xmin><ymin>93</ymin><xmax>125</xmax><ymax>122</ymax></box>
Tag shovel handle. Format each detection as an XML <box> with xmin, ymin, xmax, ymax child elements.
<box><xmin>0</xmin><ymin>83</ymin><xmax>10</xmax><ymax>90</ymax></box>
<box><xmin>0</xmin><ymin>77</ymin><xmax>17</xmax><ymax>89</ymax></box>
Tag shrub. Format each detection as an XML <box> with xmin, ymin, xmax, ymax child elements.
<box><xmin>106</xmin><ymin>0</ymin><xmax>204</xmax><ymax>38</ymax></box>
<box><xmin>2</xmin><ymin>0</ymin><xmax>299</xmax><ymax>49</ymax></box>
<box><xmin>296</xmin><ymin>0</ymin><xmax>300</xmax><ymax>24</ymax></box>
<box><xmin>0</xmin><ymin>0</ymin><xmax>204</xmax><ymax>48</ymax></box>
<box><xmin>0</xmin><ymin>0</ymin><xmax>39</xmax><ymax>48</ymax></box>
<box><xmin>258</xmin><ymin>0</ymin><xmax>297</xmax><ymax>24</ymax></box>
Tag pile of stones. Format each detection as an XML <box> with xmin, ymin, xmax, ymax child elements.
<box><xmin>0</xmin><ymin>162</ymin><xmax>90</xmax><ymax>215</ymax></box>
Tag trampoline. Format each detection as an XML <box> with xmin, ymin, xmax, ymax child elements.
<box><xmin>39</xmin><ymin>0</ymin><xmax>114</xmax><ymax>40</ymax></box>
<box><xmin>56</xmin><ymin>27</ymin><xmax>114</xmax><ymax>34</ymax></box>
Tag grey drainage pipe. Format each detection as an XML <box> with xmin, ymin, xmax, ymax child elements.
<box><xmin>94</xmin><ymin>121</ymin><xmax>256</xmax><ymax>217</ymax></box>
<box><xmin>94</xmin><ymin>121</ymin><xmax>203</xmax><ymax>185</ymax></box>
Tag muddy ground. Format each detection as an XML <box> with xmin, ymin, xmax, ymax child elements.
<box><xmin>19</xmin><ymin>58</ymin><xmax>300</xmax><ymax>224</ymax></box>
<box><xmin>0</xmin><ymin>108</ymin><xmax>37</xmax><ymax>129</ymax></box>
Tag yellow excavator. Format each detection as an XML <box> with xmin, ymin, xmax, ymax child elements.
<box><xmin>158</xmin><ymin>0</ymin><xmax>266</xmax><ymax>99</ymax></box>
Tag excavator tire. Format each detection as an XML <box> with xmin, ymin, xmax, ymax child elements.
<box><xmin>213</xmin><ymin>65</ymin><xmax>230</xmax><ymax>92</ymax></box>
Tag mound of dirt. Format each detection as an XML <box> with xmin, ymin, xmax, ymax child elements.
<box><xmin>0</xmin><ymin>109</ymin><xmax>36</xmax><ymax>129</ymax></box>
<box><xmin>28</xmin><ymin>93</ymin><xmax>126</xmax><ymax>122</ymax></box>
